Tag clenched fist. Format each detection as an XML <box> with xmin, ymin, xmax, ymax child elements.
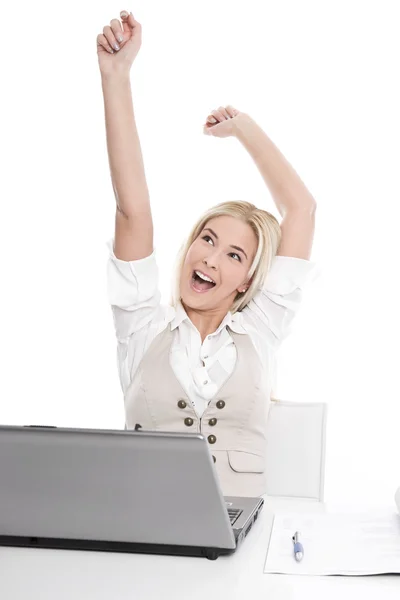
<box><xmin>203</xmin><ymin>105</ymin><xmax>245</xmax><ymax>138</ymax></box>
<box><xmin>97</xmin><ymin>10</ymin><xmax>142</xmax><ymax>78</ymax></box>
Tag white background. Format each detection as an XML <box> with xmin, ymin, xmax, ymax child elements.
<box><xmin>0</xmin><ymin>0</ymin><xmax>399</xmax><ymax>508</ymax></box>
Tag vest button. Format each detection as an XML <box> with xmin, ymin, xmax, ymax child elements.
<box><xmin>184</xmin><ymin>417</ymin><xmax>194</xmax><ymax>427</ymax></box>
<box><xmin>177</xmin><ymin>400</ymin><xmax>187</xmax><ymax>409</ymax></box>
<box><xmin>212</xmin><ymin>455</ymin><xmax>216</xmax><ymax>463</ymax></box>
<box><xmin>209</xmin><ymin>418</ymin><xmax>217</xmax><ymax>426</ymax></box>
<box><xmin>208</xmin><ymin>435</ymin><xmax>217</xmax><ymax>444</ymax></box>
<box><xmin>216</xmin><ymin>400</ymin><xmax>225</xmax><ymax>409</ymax></box>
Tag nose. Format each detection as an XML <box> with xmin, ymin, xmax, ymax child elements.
<box><xmin>203</xmin><ymin>253</ymin><xmax>219</xmax><ymax>270</ymax></box>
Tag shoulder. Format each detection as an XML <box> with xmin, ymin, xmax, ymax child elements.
<box><xmin>262</xmin><ymin>255</ymin><xmax>320</xmax><ymax>294</ymax></box>
<box><xmin>237</xmin><ymin>255</ymin><xmax>321</xmax><ymax>347</ymax></box>
<box><xmin>128</xmin><ymin>303</ymin><xmax>176</xmax><ymax>344</ymax></box>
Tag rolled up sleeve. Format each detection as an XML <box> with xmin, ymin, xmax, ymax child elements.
<box><xmin>244</xmin><ymin>255</ymin><xmax>320</xmax><ymax>345</ymax></box>
<box><xmin>106</xmin><ymin>238</ymin><xmax>161</xmax><ymax>341</ymax></box>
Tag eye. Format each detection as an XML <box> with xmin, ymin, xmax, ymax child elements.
<box><xmin>202</xmin><ymin>235</ymin><xmax>213</xmax><ymax>245</ymax></box>
<box><xmin>202</xmin><ymin>235</ymin><xmax>241</xmax><ymax>261</ymax></box>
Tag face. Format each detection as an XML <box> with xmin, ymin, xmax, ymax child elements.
<box><xmin>180</xmin><ymin>215</ymin><xmax>258</xmax><ymax>313</ymax></box>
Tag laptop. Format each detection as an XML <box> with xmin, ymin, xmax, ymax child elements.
<box><xmin>0</xmin><ymin>425</ymin><xmax>264</xmax><ymax>560</ymax></box>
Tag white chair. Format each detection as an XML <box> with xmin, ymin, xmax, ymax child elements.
<box><xmin>265</xmin><ymin>399</ymin><xmax>327</xmax><ymax>501</ymax></box>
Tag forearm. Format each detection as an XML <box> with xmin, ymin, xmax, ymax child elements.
<box><xmin>101</xmin><ymin>74</ymin><xmax>150</xmax><ymax>218</ymax></box>
<box><xmin>233</xmin><ymin>114</ymin><xmax>316</xmax><ymax>216</ymax></box>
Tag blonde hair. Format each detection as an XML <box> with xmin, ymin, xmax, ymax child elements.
<box><xmin>170</xmin><ymin>200</ymin><xmax>282</xmax><ymax>314</ymax></box>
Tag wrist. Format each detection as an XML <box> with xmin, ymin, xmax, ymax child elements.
<box><xmin>101</xmin><ymin>70</ymin><xmax>131</xmax><ymax>86</ymax></box>
<box><xmin>232</xmin><ymin>112</ymin><xmax>257</xmax><ymax>139</ymax></box>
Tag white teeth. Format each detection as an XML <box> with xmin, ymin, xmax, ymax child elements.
<box><xmin>195</xmin><ymin>270</ymin><xmax>215</xmax><ymax>284</ymax></box>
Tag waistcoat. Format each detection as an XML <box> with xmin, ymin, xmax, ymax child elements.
<box><xmin>125</xmin><ymin>324</ymin><xmax>272</xmax><ymax>496</ymax></box>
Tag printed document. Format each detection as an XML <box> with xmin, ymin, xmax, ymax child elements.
<box><xmin>264</xmin><ymin>511</ymin><xmax>400</xmax><ymax>576</ymax></box>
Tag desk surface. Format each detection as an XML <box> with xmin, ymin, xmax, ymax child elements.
<box><xmin>1</xmin><ymin>497</ymin><xmax>399</xmax><ymax>600</ymax></box>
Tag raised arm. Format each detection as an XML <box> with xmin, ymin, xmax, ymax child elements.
<box><xmin>232</xmin><ymin>112</ymin><xmax>316</xmax><ymax>260</ymax></box>
<box><xmin>97</xmin><ymin>11</ymin><xmax>153</xmax><ymax>261</ymax></box>
<box><xmin>204</xmin><ymin>106</ymin><xmax>317</xmax><ymax>260</ymax></box>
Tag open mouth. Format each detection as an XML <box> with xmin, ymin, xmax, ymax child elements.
<box><xmin>191</xmin><ymin>270</ymin><xmax>217</xmax><ymax>293</ymax></box>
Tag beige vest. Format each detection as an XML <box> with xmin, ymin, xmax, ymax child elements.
<box><xmin>125</xmin><ymin>324</ymin><xmax>271</xmax><ymax>497</ymax></box>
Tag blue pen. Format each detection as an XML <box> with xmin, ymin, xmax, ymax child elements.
<box><xmin>292</xmin><ymin>531</ymin><xmax>304</xmax><ymax>562</ymax></box>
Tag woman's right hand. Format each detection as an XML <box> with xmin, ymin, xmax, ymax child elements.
<box><xmin>96</xmin><ymin>10</ymin><xmax>142</xmax><ymax>78</ymax></box>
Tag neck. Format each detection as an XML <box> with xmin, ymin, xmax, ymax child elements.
<box><xmin>181</xmin><ymin>301</ymin><xmax>229</xmax><ymax>342</ymax></box>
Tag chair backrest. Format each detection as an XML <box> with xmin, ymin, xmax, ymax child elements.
<box><xmin>265</xmin><ymin>399</ymin><xmax>327</xmax><ymax>501</ymax></box>
<box><xmin>395</xmin><ymin>487</ymin><xmax>400</xmax><ymax>515</ymax></box>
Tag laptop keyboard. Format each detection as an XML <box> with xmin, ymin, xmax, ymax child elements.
<box><xmin>227</xmin><ymin>507</ymin><xmax>243</xmax><ymax>526</ymax></box>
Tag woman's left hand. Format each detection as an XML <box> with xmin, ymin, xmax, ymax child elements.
<box><xmin>203</xmin><ymin>105</ymin><xmax>245</xmax><ymax>138</ymax></box>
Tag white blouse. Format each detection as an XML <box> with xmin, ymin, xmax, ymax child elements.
<box><xmin>106</xmin><ymin>239</ymin><xmax>320</xmax><ymax>417</ymax></box>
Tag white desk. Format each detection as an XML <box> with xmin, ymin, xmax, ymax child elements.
<box><xmin>1</xmin><ymin>497</ymin><xmax>398</xmax><ymax>600</ymax></box>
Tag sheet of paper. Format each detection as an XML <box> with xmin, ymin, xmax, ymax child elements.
<box><xmin>264</xmin><ymin>510</ymin><xmax>400</xmax><ymax>576</ymax></box>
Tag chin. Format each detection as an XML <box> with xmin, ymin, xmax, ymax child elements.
<box><xmin>179</xmin><ymin>279</ymin><xmax>214</xmax><ymax>308</ymax></box>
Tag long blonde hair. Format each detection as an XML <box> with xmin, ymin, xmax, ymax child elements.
<box><xmin>170</xmin><ymin>200</ymin><xmax>282</xmax><ymax>314</ymax></box>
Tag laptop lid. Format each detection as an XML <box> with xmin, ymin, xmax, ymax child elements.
<box><xmin>0</xmin><ymin>425</ymin><xmax>236</xmax><ymax>550</ymax></box>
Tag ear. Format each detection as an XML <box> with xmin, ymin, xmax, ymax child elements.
<box><xmin>237</xmin><ymin>277</ymin><xmax>252</xmax><ymax>294</ymax></box>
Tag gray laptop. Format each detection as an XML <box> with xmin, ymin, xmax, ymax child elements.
<box><xmin>0</xmin><ymin>425</ymin><xmax>264</xmax><ymax>560</ymax></box>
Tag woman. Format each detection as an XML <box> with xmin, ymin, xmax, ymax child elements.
<box><xmin>98</xmin><ymin>10</ymin><xmax>318</xmax><ymax>497</ymax></box>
